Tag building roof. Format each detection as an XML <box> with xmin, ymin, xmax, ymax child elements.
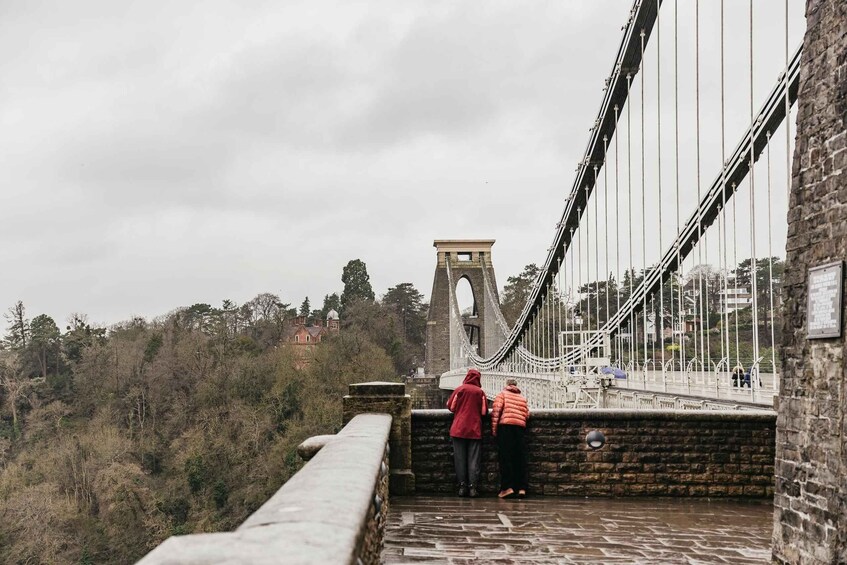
<box><xmin>327</xmin><ymin>309</ymin><xmax>339</xmax><ymax>320</ymax></box>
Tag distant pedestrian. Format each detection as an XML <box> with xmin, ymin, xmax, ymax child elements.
<box><xmin>446</xmin><ymin>368</ymin><xmax>488</xmax><ymax>498</ymax></box>
<box><xmin>491</xmin><ymin>378</ymin><xmax>529</xmax><ymax>499</ymax></box>
<box><xmin>732</xmin><ymin>365</ymin><xmax>744</xmax><ymax>387</ymax></box>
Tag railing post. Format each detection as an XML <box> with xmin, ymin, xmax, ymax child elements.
<box><xmin>343</xmin><ymin>382</ymin><xmax>415</xmax><ymax>495</ymax></box>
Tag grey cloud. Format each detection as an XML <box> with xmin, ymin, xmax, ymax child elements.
<box><xmin>0</xmin><ymin>0</ymin><xmax>801</xmax><ymax>328</ymax></box>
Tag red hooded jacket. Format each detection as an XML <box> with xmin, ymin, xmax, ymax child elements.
<box><xmin>446</xmin><ymin>369</ymin><xmax>488</xmax><ymax>439</ymax></box>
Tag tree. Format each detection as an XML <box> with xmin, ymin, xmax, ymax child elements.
<box><xmin>342</xmin><ymin>300</ymin><xmax>408</xmax><ymax>373</ymax></box>
<box><xmin>320</xmin><ymin>293</ymin><xmax>341</xmax><ymax>320</ymax></box>
<box><xmin>0</xmin><ymin>354</ymin><xmax>31</xmax><ymax>439</ymax></box>
<box><xmin>500</xmin><ymin>264</ymin><xmax>540</xmax><ymax>327</ymax></box>
<box><xmin>734</xmin><ymin>257</ymin><xmax>784</xmax><ymax>291</ymax></box>
<box><xmin>29</xmin><ymin>314</ymin><xmax>60</xmax><ymax>379</ymax></box>
<box><xmin>298</xmin><ymin>297</ymin><xmax>311</xmax><ymax>318</ymax></box>
<box><xmin>247</xmin><ymin>293</ymin><xmax>284</xmax><ymax>322</ymax></box>
<box><xmin>340</xmin><ymin>259</ymin><xmax>375</xmax><ymax>312</ymax></box>
<box><xmin>5</xmin><ymin>301</ymin><xmax>29</xmax><ymax>350</ymax></box>
<box><xmin>383</xmin><ymin>283</ymin><xmax>426</xmax><ymax>345</ymax></box>
<box><xmin>244</xmin><ymin>293</ymin><xmax>288</xmax><ymax>346</ymax></box>
<box><xmin>577</xmin><ymin>278</ymin><xmax>618</xmax><ymax>327</ymax></box>
<box><xmin>63</xmin><ymin>313</ymin><xmax>105</xmax><ymax>363</ymax></box>
<box><xmin>180</xmin><ymin>303</ymin><xmax>216</xmax><ymax>334</ymax></box>
<box><xmin>733</xmin><ymin>256</ymin><xmax>785</xmax><ymax>346</ymax></box>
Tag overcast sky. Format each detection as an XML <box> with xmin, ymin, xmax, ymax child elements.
<box><xmin>0</xmin><ymin>1</ymin><xmax>805</xmax><ymax>327</ymax></box>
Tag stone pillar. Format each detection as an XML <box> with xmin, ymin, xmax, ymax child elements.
<box><xmin>342</xmin><ymin>382</ymin><xmax>415</xmax><ymax>495</ymax></box>
<box><xmin>425</xmin><ymin>239</ymin><xmax>498</xmax><ymax>376</ymax></box>
<box><xmin>773</xmin><ymin>1</ymin><xmax>847</xmax><ymax>563</ymax></box>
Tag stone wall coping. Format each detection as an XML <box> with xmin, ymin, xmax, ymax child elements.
<box><xmin>347</xmin><ymin>381</ymin><xmax>406</xmax><ymax>397</ymax></box>
<box><xmin>137</xmin><ymin>413</ymin><xmax>392</xmax><ymax>565</ymax></box>
<box><xmin>412</xmin><ymin>408</ymin><xmax>776</xmax><ymax>422</ymax></box>
<box><xmin>297</xmin><ymin>434</ymin><xmax>336</xmax><ymax>461</ymax></box>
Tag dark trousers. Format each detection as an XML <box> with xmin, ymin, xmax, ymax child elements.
<box><xmin>452</xmin><ymin>437</ymin><xmax>481</xmax><ymax>485</ymax></box>
<box><xmin>497</xmin><ymin>425</ymin><xmax>527</xmax><ymax>491</ymax></box>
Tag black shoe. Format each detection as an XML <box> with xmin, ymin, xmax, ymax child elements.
<box><xmin>468</xmin><ymin>484</ymin><xmax>478</xmax><ymax>498</ymax></box>
<box><xmin>458</xmin><ymin>483</ymin><xmax>468</xmax><ymax>497</ymax></box>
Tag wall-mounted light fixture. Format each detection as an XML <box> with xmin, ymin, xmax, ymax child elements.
<box><xmin>586</xmin><ymin>430</ymin><xmax>606</xmax><ymax>450</ymax></box>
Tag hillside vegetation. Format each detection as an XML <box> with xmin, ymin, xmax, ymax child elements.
<box><xmin>0</xmin><ymin>270</ymin><xmax>426</xmax><ymax>563</ymax></box>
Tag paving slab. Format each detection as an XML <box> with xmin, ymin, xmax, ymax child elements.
<box><xmin>382</xmin><ymin>496</ymin><xmax>773</xmax><ymax>564</ymax></box>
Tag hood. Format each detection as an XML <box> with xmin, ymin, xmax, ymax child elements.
<box><xmin>505</xmin><ymin>384</ymin><xmax>521</xmax><ymax>394</ymax></box>
<box><xmin>463</xmin><ymin>369</ymin><xmax>481</xmax><ymax>387</ymax></box>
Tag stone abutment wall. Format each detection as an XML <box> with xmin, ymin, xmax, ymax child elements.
<box><xmin>773</xmin><ymin>0</ymin><xmax>847</xmax><ymax>563</ymax></box>
<box><xmin>412</xmin><ymin>409</ymin><xmax>776</xmax><ymax>497</ymax></box>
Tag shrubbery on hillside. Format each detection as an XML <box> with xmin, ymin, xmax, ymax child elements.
<box><xmin>0</xmin><ymin>286</ymin><xmax>419</xmax><ymax>564</ymax></box>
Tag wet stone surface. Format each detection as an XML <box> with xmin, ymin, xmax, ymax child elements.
<box><xmin>382</xmin><ymin>496</ymin><xmax>773</xmax><ymax>564</ymax></box>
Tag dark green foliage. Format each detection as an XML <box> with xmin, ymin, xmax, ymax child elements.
<box><xmin>298</xmin><ymin>297</ymin><xmax>310</xmax><ymax>317</ymax></box>
<box><xmin>185</xmin><ymin>456</ymin><xmax>207</xmax><ymax>494</ymax></box>
<box><xmin>383</xmin><ymin>283</ymin><xmax>427</xmax><ymax>345</ymax></box>
<box><xmin>340</xmin><ymin>259</ymin><xmax>375</xmax><ymax>312</ymax></box>
<box><xmin>63</xmin><ymin>314</ymin><xmax>106</xmax><ymax>363</ymax></box>
<box><xmin>143</xmin><ymin>333</ymin><xmax>163</xmax><ymax>363</ymax></box>
<box><xmin>80</xmin><ymin>547</ymin><xmax>95</xmax><ymax>565</ymax></box>
<box><xmin>500</xmin><ymin>264</ymin><xmax>540</xmax><ymax>327</ymax></box>
<box><xmin>320</xmin><ymin>293</ymin><xmax>341</xmax><ymax>319</ymax></box>
<box><xmin>212</xmin><ymin>480</ymin><xmax>229</xmax><ymax>509</ymax></box>
<box><xmin>4</xmin><ymin>301</ymin><xmax>30</xmax><ymax>350</ymax></box>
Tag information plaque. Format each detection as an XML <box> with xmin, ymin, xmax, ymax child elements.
<box><xmin>807</xmin><ymin>261</ymin><xmax>844</xmax><ymax>339</ymax></box>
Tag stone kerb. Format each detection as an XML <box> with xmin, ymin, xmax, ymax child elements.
<box><xmin>412</xmin><ymin>409</ymin><xmax>777</xmax><ymax>497</ymax></box>
<box><xmin>343</xmin><ymin>382</ymin><xmax>415</xmax><ymax>495</ymax></box>
<box><xmin>136</xmin><ymin>414</ymin><xmax>391</xmax><ymax>565</ymax></box>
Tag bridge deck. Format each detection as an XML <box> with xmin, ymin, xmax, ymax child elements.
<box><xmin>383</xmin><ymin>496</ymin><xmax>772</xmax><ymax>564</ymax></box>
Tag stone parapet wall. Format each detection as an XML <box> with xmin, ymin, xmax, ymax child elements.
<box><xmin>412</xmin><ymin>409</ymin><xmax>776</xmax><ymax>497</ymax></box>
<box><xmin>137</xmin><ymin>414</ymin><xmax>391</xmax><ymax>565</ymax></box>
<box><xmin>404</xmin><ymin>377</ymin><xmax>448</xmax><ymax>409</ymax></box>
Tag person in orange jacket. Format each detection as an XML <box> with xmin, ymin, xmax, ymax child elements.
<box><xmin>491</xmin><ymin>378</ymin><xmax>529</xmax><ymax>498</ymax></box>
<box><xmin>446</xmin><ymin>368</ymin><xmax>488</xmax><ymax>497</ymax></box>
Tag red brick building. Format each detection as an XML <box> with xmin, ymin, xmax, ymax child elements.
<box><xmin>285</xmin><ymin>310</ymin><xmax>340</xmax><ymax>347</ymax></box>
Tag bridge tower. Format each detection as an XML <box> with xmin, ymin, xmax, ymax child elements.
<box><xmin>425</xmin><ymin>239</ymin><xmax>499</xmax><ymax>376</ymax></box>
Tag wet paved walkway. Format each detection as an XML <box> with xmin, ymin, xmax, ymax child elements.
<box><xmin>382</xmin><ymin>496</ymin><xmax>773</xmax><ymax>564</ymax></box>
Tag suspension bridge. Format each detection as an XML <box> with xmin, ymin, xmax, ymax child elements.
<box><xmin>139</xmin><ymin>1</ymin><xmax>846</xmax><ymax>562</ymax></box>
<box><xmin>429</xmin><ymin>0</ymin><xmax>804</xmax><ymax>411</ymax></box>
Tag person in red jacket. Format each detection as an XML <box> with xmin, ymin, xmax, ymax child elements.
<box><xmin>491</xmin><ymin>378</ymin><xmax>529</xmax><ymax>498</ymax></box>
<box><xmin>446</xmin><ymin>368</ymin><xmax>488</xmax><ymax>497</ymax></box>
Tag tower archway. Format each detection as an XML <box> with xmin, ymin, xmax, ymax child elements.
<box><xmin>425</xmin><ymin>240</ymin><xmax>499</xmax><ymax>376</ymax></box>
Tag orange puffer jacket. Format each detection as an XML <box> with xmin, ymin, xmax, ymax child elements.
<box><xmin>491</xmin><ymin>385</ymin><xmax>529</xmax><ymax>436</ymax></box>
